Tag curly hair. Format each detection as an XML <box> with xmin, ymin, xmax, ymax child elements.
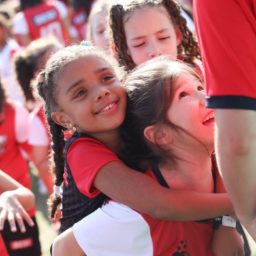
<box><xmin>109</xmin><ymin>0</ymin><xmax>201</xmax><ymax>71</ymax></box>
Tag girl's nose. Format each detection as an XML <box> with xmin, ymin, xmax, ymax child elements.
<box><xmin>148</xmin><ymin>42</ymin><xmax>162</xmax><ymax>58</ymax></box>
<box><xmin>199</xmin><ymin>97</ymin><xmax>206</xmax><ymax>107</ymax></box>
<box><xmin>96</xmin><ymin>87</ymin><xmax>110</xmax><ymax>101</ymax></box>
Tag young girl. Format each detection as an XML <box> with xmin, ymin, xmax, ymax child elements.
<box><xmin>51</xmin><ymin>56</ymin><xmax>245</xmax><ymax>256</ymax></box>
<box><xmin>0</xmin><ymin>13</ymin><xmax>24</xmax><ymax>104</ymax></box>
<box><xmin>108</xmin><ymin>0</ymin><xmax>201</xmax><ymax>71</ymax></box>
<box><xmin>86</xmin><ymin>0</ymin><xmax>111</xmax><ymax>52</ymax></box>
<box><xmin>0</xmin><ymin>77</ymin><xmax>41</xmax><ymax>255</ymax></box>
<box><xmin>14</xmin><ymin>37</ymin><xmax>61</xmax><ymax>195</ymax></box>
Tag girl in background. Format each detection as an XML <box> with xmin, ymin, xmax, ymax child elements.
<box><xmin>14</xmin><ymin>37</ymin><xmax>62</xmax><ymax>195</ymax></box>
<box><xmin>0</xmin><ymin>76</ymin><xmax>41</xmax><ymax>255</ymax></box>
<box><xmin>0</xmin><ymin>13</ymin><xmax>23</xmax><ymax>104</ymax></box>
<box><xmin>108</xmin><ymin>0</ymin><xmax>201</xmax><ymax>71</ymax></box>
<box><xmin>86</xmin><ymin>0</ymin><xmax>111</xmax><ymax>52</ymax></box>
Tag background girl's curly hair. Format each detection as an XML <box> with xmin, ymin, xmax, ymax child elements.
<box><xmin>109</xmin><ymin>0</ymin><xmax>201</xmax><ymax>71</ymax></box>
<box><xmin>14</xmin><ymin>37</ymin><xmax>61</xmax><ymax>106</ymax></box>
<box><xmin>36</xmin><ymin>45</ymin><xmax>123</xmax><ymax>219</ymax></box>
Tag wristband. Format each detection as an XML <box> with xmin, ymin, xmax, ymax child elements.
<box><xmin>213</xmin><ymin>216</ymin><xmax>237</xmax><ymax>229</ymax></box>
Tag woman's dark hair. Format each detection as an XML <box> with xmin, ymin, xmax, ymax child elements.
<box><xmin>14</xmin><ymin>37</ymin><xmax>61</xmax><ymax>106</ymax></box>
<box><xmin>37</xmin><ymin>44</ymin><xmax>122</xmax><ymax>219</ymax></box>
<box><xmin>123</xmin><ymin>56</ymin><xmax>202</xmax><ymax>167</ymax></box>
<box><xmin>19</xmin><ymin>0</ymin><xmax>43</xmax><ymax>11</ymax></box>
<box><xmin>109</xmin><ymin>0</ymin><xmax>201</xmax><ymax>71</ymax></box>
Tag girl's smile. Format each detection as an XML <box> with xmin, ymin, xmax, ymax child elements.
<box><xmin>52</xmin><ymin>55</ymin><xmax>127</xmax><ymax>135</ymax></box>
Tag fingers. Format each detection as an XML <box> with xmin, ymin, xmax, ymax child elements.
<box><xmin>19</xmin><ymin>207</ymin><xmax>34</xmax><ymax>228</ymax></box>
<box><xmin>0</xmin><ymin>209</ymin><xmax>7</xmax><ymax>230</ymax></box>
<box><xmin>7</xmin><ymin>211</ymin><xmax>18</xmax><ymax>232</ymax></box>
<box><xmin>0</xmin><ymin>206</ymin><xmax>34</xmax><ymax>233</ymax></box>
<box><xmin>14</xmin><ymin>212</ymin><xmax>26</xmax><ymax>233</ymax></box>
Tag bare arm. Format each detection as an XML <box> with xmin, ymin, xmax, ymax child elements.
<box><xmin>94</xmin><ymin>161</ymin><xmax>233</xmax><ymax>221</ymax></box>
<box><xmin>52</xmin><ymin>228</ymin><xmax>85</xmax><ymax>256</ymax></box>
<box><xmin>29</xmin><ymin>145</ymin><xmax>53</xmax><ymax>195</ymax></box>
<box><xmin>0</xmin><ymin>170</ymin><xmax>35</xmax><ymax>209</ymax></box>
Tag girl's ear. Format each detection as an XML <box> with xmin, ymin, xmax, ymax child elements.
<box><xmin>144</xmin><ymin>125</ymin><xmax>173</xmax><ymax>145</ymax></box>
<box><xmin>51</xmin><ymin>111</ymin><xmax>74</xmax><ymax>130</ymax></box>
<box><xmin>175</xmin><ymin>27</ymin><xmax>183</xmax><ymax>46</ymax></box>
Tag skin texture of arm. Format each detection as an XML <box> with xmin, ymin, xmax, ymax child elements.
<box><xmin>52</xmin><ymin>228</ymin><xmax>85</xmax><ymax>256</ymax></box>
<box><xmin>93</xmin><ymin>161</ymin><xmax>234</xmax><ymax>221</ymax></box>
<box><xmin>215</xmin><ymin>109</ymin><xmax>256</xmax><ymax>241</ymax></box>
<box><xmin>211</xmin><ymin>160</ymin><xmax>245</xmax><ymax>255</ymax></box>
<box><xmin>29</xmin><ymin>145</ymin><xmax>53</xmax><ymax>195</ymax></box>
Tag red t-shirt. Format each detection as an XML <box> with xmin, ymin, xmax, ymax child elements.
<box><xmin>71</xmin><ymin>9</ymin><xmax>87</xmax><ymax>41</ymax></box>
<box><xmin>67</xmin><ymin>137</ymin><xmax>119</xmax><ymax>198</ymax></box>
<box><xmin>194</xmin><ymin>0</ymin><xmax>256</xmax><ymax>109</ymax></box>
<box><xmin>0</xmin><ymin>103</ymin><xmax>35</xmax><ymax>216</ymax></box>
<box><xmin>67</xmin><ymin>137</ymin><xmax>214</xmax><ymax>255</ymax></box>
<box><xmin>23</xmin><ymin>3</ymin><xmax>68</xmax><ymax>45</ymax></box>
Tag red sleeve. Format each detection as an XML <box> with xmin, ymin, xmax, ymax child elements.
<box><xmin>67</xmin><ymin>137</ymin><xmax>120</xmax><ymax>198</ymax></box>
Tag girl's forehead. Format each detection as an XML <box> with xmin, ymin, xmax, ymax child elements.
<box><xmin>64</xmin><ymin>55</ymin><xmax>112</xmax><ymax>69</ymax></box>
<box><xmin>124</xmin><ymin>4</ymin><xmax>169</xmax><ymax>22</ymax></box>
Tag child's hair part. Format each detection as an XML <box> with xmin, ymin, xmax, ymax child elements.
<box><xmin>14</xmin><ymin>37</ymin><xmax>62</xmax><ymax>104</ymax></box>
<box><xmin>109</xmin><ymin>0</ymin><xmax>201</xmax><ymax>71</ymax></box>
<box><xmin>124</xmin><ymin>56</ymin><xmax>202</xmax><ymax>165</ymax></box>
<box><xmin>37</xmin><ymin>44</ymin><xmax>123</xmax><ymax>219</ymax></box>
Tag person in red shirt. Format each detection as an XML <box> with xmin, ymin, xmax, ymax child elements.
<box><xmin>14</xmin><ymin>37</ymin><xmax>62</xmax><ymax>195</ymax></box>
<box><xmin>13</xmin><ymin>0</ymin><xmax>70</xmax><ymax>47</ymax></box>
<box><xmin>193</xmin><ymin>0</ymin><xmax>256</xmax><ymax>241</ymax></box>
<box><xmin>0</xmin><ymin>78</ymin><xmax>41</xmax><ymax>256</ymax></box>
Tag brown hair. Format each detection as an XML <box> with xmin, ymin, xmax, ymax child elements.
<box><xmin>109</xmin><ymin>0</ymin><xmax>201</xmax><ymax>71</ymax></box>
<box><xmin>123</xmin><ymin>56</ymin><xmax>202</xmax><ymax>166</ymax></box>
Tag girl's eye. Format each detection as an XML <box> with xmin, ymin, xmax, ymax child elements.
<box><xmin>159</xmin><ymin>36</ymin><xmax>170</xmax><ymax>40</ymax></box>
<box><xmin>74</xmin><ymin>89</ymin><xmax>86</xmax><ymax>99</ymax></box>
<box><xmin>97</xmin><ymin>29</ymin><xmax>105</xmax><ymax>35</ymax></box>
<box><xmin>133</xmin><ymin>42</ymin><xmax>145</xmax><ymax>48</ymax></box>
<box><xmin>178</xmin><ymin>91</ymin><xmax>189</xmax><ymax>99</ymax></box>
<box><xmin>197</xmin><ymin>85</ymin><xmax>204</xmax><ymax>91</ymax></box>
<box><xmin>102</xmin><ymin>74</ymin><xmax>115</xmax><ymax>82</ymax></box>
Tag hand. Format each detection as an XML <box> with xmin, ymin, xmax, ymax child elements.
<box><xmin>212</xmin><ymin>226</ymin><xmax>245</xmax><ymax>256</ymax></box>
<box><xmin>0</xmin><ymin>191</ymin><xmax>34</xmax><ymax>233</ymax></box>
